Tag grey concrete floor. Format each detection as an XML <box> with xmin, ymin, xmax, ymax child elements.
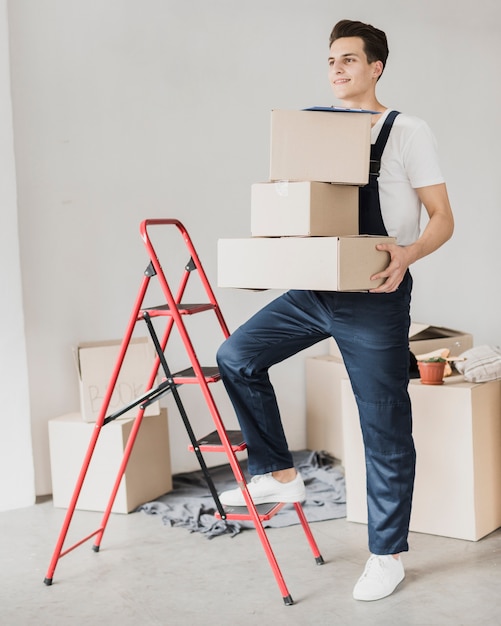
<box><xmin>1</xmin><ymin>496</ymin><xmax>500</xmax><ymax>626</ymax></box>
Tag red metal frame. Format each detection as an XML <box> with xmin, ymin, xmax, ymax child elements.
<box><xmin>43</xmin><ymin>218</ymin><xmax>323</xmax><ymax>605</ymax></box>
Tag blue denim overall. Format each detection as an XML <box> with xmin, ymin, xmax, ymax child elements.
<box><xmin>217</xmin><ymin>111</ymin><xmax>415</xmax><ymax>555</ymax></box>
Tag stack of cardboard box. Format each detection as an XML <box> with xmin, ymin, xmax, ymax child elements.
<box><xmin>48</xmin><ymin>338</ymin><xmax>173</xmax><ymax>513</ymax></box>
<box><xmin>216</xmin><ymin>107</ymin><xmax>501</xmax><ymax>541</ymax></box>
<box><xmin>217</xmin><ymin>108</ymin><xmax>395</xmax><ymax>292</ymax></box>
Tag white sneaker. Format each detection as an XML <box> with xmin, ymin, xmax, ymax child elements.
<box><xmin>219</xmin><ymin>472</ymin><xmax>305</xmax><ymax>507</ymax></box>
<box><xmin>353</xmin><ymin>554</ymin><xmax>405</xmax><ymax>601</ymax></box>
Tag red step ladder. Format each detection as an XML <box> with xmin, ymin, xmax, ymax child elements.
<box><xmin>43</xmin><ymin>218</ymin><xmax>324</xmax><ymax>605</ymax></box>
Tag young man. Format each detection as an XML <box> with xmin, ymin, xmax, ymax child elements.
<box><xmin>217</xmin><ymin>19</ymin><xmax>454</xmax><ymax>601</ymax></box>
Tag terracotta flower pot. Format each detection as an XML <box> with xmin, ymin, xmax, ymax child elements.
<box><xmin>417</xmin><ymin>360</ymin><xmax>446</xmax><ymax>385</ymax></box>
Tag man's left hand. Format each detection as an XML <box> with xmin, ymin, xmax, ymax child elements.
<box><xmin>369</xmin><ymin>243</ymin><xmax>411</xmax><ymax>293</ymax></box>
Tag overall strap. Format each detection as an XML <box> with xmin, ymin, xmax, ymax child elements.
<box><xmin>369</xmin><ymin>110</ymin><xmax>401</xmax><ymax>177</ymax></box>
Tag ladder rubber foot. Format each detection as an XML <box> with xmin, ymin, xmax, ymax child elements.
<box><xmin>283</xmin><ymin>594</ymin><xmax>294</xmax><ymax>606</ymax></box>
<box><xmin>315</xmin><ymin>555</ymin><xmax>325</xmax><ymax>565</ymax></box>
<box><xmin>92</xmin><ymin>545</ymin><xmax>100</xmax><ymax>552</ymax></box>
<box><xmin>43</xmin><ymin>577</ymin><xmax>53</xmax><ymax>586</ymax></box>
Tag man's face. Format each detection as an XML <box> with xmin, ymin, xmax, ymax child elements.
<box><xmin>328</xmin><ymin>36</ymin><xmax>382</xmax><ymax>103</ymax></box>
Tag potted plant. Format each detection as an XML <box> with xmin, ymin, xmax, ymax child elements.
<box><xmin>417</xmin><ymin>356</ymin><xmax>447</xmax><ymax>385</ymax></box>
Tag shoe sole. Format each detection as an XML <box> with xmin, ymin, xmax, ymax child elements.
<box><xmin>220</xmin><ymin>493</ymin><xmax>306</xmax><ymax>507</ymax></box>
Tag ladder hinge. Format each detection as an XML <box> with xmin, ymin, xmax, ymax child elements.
<box><xmin>144</xmin><ymin>261</ymin><xmax>156</xmax><ymax>277</ymax></box>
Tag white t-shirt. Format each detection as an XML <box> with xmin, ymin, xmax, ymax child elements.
<box><xmin>373</xmin><ymin>109</ymin><xmax>445</xmax><ymax>246</ymax></box>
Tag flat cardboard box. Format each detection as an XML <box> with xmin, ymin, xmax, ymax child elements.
<box><xmin>408</xmin><ymin>322</ymin><xmax>473</xmax><ymax>357</ymax></box>
<box><xmin>341</xmin><ymin>376</ymin><xmax>501</xmax><ymax>541</ymax></box>
<box><xmin>306</xmin><ymin>355</ymin><xmax>349</xmax><ymax>463</ymax></box>
<box><xmin>328</xmin><ymin>322</ymin><xmax>473</xmax><ymax>359</ymax></box>
<box><xmin>75</xmin><ymin>337</ymin><xmax>160</xmax><ymax>422</ymax></box>
<box><xmin>217</xmin><ymin>235</ymin><xmax>394</xmax><ymax>292</ymax></box>
<box><xmin>269</xmin><ymin>109</ymin><xmax>372</xmax><ymax>185</ymax></box>
<box><xmin>49</xmin><ymin>410</ymin><xmax>172</xmax><ymax>514</ymax></box>
<box><xmin>251</xmin><ymin>181</ymin><xmax>359</xmax><ymax>237</ymax></box>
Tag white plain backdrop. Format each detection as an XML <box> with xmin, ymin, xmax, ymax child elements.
<box><xmin>1</xmin><ymin>0</ymin><xmax>500</xmax><ymax>507</ymax></box>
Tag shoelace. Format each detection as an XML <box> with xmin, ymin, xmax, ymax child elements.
<box><xmin>360</xmin><ymin>555</ymin><xmax>386</xmax><ymax>580</ymax></box>
<box><xmin>250</xmin><ymin>473</ymin><xmax>272</xmax><ymax>484</ymax></box>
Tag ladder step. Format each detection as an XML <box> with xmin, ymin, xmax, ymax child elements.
<box><xmin>215</xmin><ymin>502</ymin><xmax>285</xmax><ymax>521</ymax></box>
<box><xmin>172</xmin><ymin>366</ymin><xmax>220</xmax><ymax>384</ymax></box>
<box><xmin>188</xmin><ymin>429</ymin><xmax>247</xmax><ymax>452</ymax></box>
<box><xmin>139</xmin><ymin>303</ymin><xmax>216</xmax><ymax>318</ymax></box>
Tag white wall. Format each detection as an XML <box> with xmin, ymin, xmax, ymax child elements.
<box><xmin>4</xmin><ymin>0</ymin><xmax>501</xmax><ymax>504</ymax></box>
<box><xmin>0</xmin><ymin>0</ymin><xmax>34</xmax><ymax>510</ymax></box>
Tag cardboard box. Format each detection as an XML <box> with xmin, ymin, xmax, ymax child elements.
<box><xmin>328</xmin><ymin>322</ymin><xmax>473</xmax><ymax>360</ymax></box>
<box><xmin>75</xmin><ymin>337</ymin><xmax>160</xmax><ymax>422</ymax></box>
<box><xmin>269</xmin><ymin>109</ymin><xmax>372</xmax><ymax>185</ymax></box>
<box><xmin>341</xmin><ymin>376</ymin><xmax>501</xmax><ymax>541</ymax></box>
<box><xmin>251</xmin><ymin>181</ymin><xmax>359</xmax><ymax>237</ymax></box>
<box><xmin>217</xmin><ymin>235</ymin><xmax>394</xmax><ymax>292</ymax></box>
<box><xmin>306</xmin><ymin>355</ymin><xmax>349</xmax><ymax>463</ymax></box>
<box><xmin>49</xmin><ymin>410</ymin><xmax>172</xmax><ymax>513</ymax></box>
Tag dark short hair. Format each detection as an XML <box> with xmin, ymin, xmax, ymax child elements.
<box><xmin>329</xmin><ymin>19</ymin><xmax>389</xmax><ymax>73</ymax></box>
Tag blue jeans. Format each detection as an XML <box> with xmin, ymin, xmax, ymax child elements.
<box><xmin>216</xmin><ymin>272</ymin><xmax>415</xmax><ymax>555</ymax></box>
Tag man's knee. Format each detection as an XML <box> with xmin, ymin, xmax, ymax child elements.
<box><xmin>216</xmin><ymin>334</ymin><xmax>244</xmax><ymax>374</ymax></box>
<box><xmin>216</xmin><ymin>337</ymin><xmax>231</xmax><ymax>369</ymax></box>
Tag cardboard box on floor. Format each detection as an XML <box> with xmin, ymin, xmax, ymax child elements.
<box><xmin>49</xmin><ymin>410</ymin><xmax>172</xmax><ymax>514</ymax></box>
<box><xmin>218</xmin><ymin>235</ymin><xmax>394</xmax><ymax>292</ymax></box>
<box><xmin>341</xmin><ymin>377</ymin><xmax>501</xmax><ymax>541</ymax></box>
<box><xmin>269</xmin><ymin>109</ymin><xmax>372</xmax><ymax>185</ymax></box>
<box><xmin>251</xmin><ymin>181</ymin><xmax>359</xmax><ymax>237</ymax></box>
<box><xmin>306</xmin><ymin>355</ymin><xmax>348</xmax><ymax>463</ymax></box>
<box><xmin>75</xmin><ymin>336</ymin><xmax>160</xmax><ymax>422</ymax></box>
<box><xmin>328</xmin><ymin>322</ymin><xmax>473</xmax><ymax>360</ymax></box>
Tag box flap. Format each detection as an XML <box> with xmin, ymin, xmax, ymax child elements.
<box><xmin>303</xmin><ymin>106</ymin><xmax>379</xmax><ymax>114</ymax></box>
<box><xmin>409</xmin><ymin>322</ymin><xmax>431</xmax><ymax>339</ymax></box>
<box><xmin>409</xmin><ymin>323</ymin><xmax>465</xmax><ymax>341</ymax></box>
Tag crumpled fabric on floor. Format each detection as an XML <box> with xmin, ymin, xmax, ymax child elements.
<box><xmin>137</xmin><ymin>450</ymin><xmax>346</xmax><ymax>539</ymax></box>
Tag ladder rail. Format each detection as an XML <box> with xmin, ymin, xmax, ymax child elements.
<box><xmin>92</xmin><ymin>404</ymin><xmax>148</xmax><ymax>551</ymax></box>
<box><xmin>44</xmin><ymin>272</ymin><xmax>153</xmax><ymax>584</ymax></box>
<box><xmin>92</xmin><ymin>269</ymin><xmax>193</xmax><ymax>549</ymax></box>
